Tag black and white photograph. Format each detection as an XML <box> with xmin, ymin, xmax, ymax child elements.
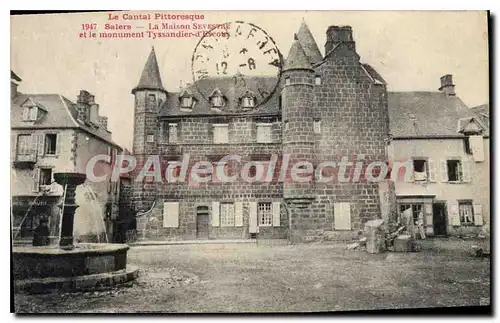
<box><xmin>9</xmin><ymin>10</ymin><xmax>491</xmax><ymax>314</ymax></box>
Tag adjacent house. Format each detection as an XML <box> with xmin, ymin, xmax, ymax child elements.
<box><xmin>387</xmin><ymin>75</ymin><xmax>490</xmax><ymax>237</ymax></box>
<box><xmin>11</xmin><ymin>71</ymin><xmax>123</xmax><ymax>244</ymax></box>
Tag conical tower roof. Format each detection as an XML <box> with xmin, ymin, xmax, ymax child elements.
<box><xmin>284</xmin><ymin>36</ymin><xmax>312</xmax><ymax>71</ymax></box>
<box><xmin>296</xmin><ymin>21</ymin><xmax>323</xmax><ymax>64</ymax></box>
<box><xmin>132</xmin><ymin>47</ymin><xmax>166</xmax><ymax>94</ymax></box>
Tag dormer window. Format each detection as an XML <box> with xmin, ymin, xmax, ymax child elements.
<box><xmin>21</xmin><ymin>98</ymin><xmax>47</xmax><ymax>122</ymax></box>
<box><xmin>181</xmin><ymin>97</ymin><xmax>193</xmax><ymax>108</ymax></box>
<box><xmin>209</xmin><ymin>89</ymin><xmax>225</xmax><ymax>109</ymax></box>
<box><xmin>148</xmin><ymin>94</ymin><xmax>156</xmax><ymax>102</ymax></box>
<box><xmin>179</xmin><ymin>90</ymin><xmax>197</xmax><ymax>111</ymax></box>
<box><xmin>240</xmin><ymin>91</ymin><xmax>256</xmax><ymax>111</ymax></box>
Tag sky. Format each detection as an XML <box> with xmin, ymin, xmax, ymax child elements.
<box><xmin>11</xmin><ymin>11</ymin><xmax>489</xmax><ymax>150</ymax></box>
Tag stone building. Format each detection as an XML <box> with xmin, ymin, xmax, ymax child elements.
<box><xmin>11</xmin><ymin>71</ymin><xmax>123</xmax><ymax>244</ymax></box>
<box><xmin>387</xmin><ymin>75</ymin><xmax>490</xmax><ymax>237</ymax></box>
<box><xmin>131</xmin><ymin>23</ymin><xmax>393</xmax><ymax>241</ymax></box>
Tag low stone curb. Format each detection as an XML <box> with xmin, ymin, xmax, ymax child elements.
<box><xmin>14</xmin><ymin>266</ymin><xmax>140</xmax><ymax>294</ymax></box>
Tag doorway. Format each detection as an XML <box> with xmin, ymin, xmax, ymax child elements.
<box><xmin>432</xmin><ymin>203</ymin><xmax>447</xmax><ymax>236</ymax></box>
<box><xmin>196</xmin><ymin>206</ymin><xmax>209</xmax><ymax>239</ymax></box>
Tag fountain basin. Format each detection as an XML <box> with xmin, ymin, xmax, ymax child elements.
<box><xmin>13</xmin><ymin>243</ymin><xmax>130</xmax><ymax>279</ymax></box>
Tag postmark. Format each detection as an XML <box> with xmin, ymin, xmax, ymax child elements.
<box><xmin>191</xmin><ymin>21</ymin><xmax>283</xmax><ymax>109</ymax></box>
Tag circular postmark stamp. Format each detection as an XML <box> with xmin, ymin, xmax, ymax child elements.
<box><xmin>191</xmin><ymin>21</ymin><xmax>283</xmax><ymax>109</ymax></box>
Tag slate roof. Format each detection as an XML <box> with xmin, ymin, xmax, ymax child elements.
<box><xmin>284</xmin><ymin>38</ymin><xmax>312</xmax><ymax>70</ymax></box>
<box><xmin>387</xmin><ymin>91</ymin><xmax>488</xmax><ymax>138</ymax></box>
<box><xmin>296</xmin><ymin>21</ymin><xmax>323</xmax><ymax>65</ymax></box>
<box><xmin>159</xmin><ymin>75</ymin><xmax>280</xmax><ymax>117</ymax></box>
<box><xmin>11</xmin><ymin>93</ymin><xmax>121</xmax><ymax>148</ymax></box>
<box><xmin>361</xmin><ymin>64</ymin><xmax>387</xmax><ymax>85</ymax></box>
<box><xmin>132</xmin><ymin>47</ymin><xmax>166</xmax><ymax>94</ymax></box>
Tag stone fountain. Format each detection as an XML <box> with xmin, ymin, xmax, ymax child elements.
<box><xmin>12</xmin><ymin>172</ymin><xmax>139</xmax><ymax>294</ymax></box>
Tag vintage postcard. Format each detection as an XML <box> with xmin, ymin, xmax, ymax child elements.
<box><xmin>10</xmin><ymin>10</ymin><xmax>490</xmax><ymax>314</ymax></box>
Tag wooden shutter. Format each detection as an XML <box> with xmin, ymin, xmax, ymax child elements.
<box><xmin>474</xmin><ymin>204</ymin><xmax>483</xmax><ymax>226</ymax></box>
<box><xmin>450</xmin><ymin>204</ymin><xmax>460</xmax><ymax>226</ymax></box>
<box><xmin>427</xmin><ymin>159</ymin><xmax>436</xmax><ymax>182</ymax></box>
<box><xmin>212</xmin><ymin>201</ymin><xmax>220</xmax><ymax>227</ymax></box>
<box><xmin>406</xmin><ymin>158</ymin><xmax>414</xmax><ymax>182</ymax></box>
<box><xmin>37</xmin><ymin>133</ymin><xmax>44</xmax><ymax>156</ymax></box>
<box><xmin>272</xmin><ymin>202</ymin><xmax>281</xmax><ymax>227</ymax></box>
<box><xmin>440</xmin><ymin>160</ymin><xmax>448</xmax><ymax>182</ymax></box>
<box><xmin>163</xmin><ymin>202</ymin><xmax>179</xmax><ymax>228</ymax></box>
<box><xmin>32</xmin><ymin>168</ymin><xmax>40</xmax><ymax>192</ymax></box>
<box><xmin>56</xmin><ymin>133</ymin><xmax>61</xmax><ymax>155</ymax></box>
<box><xmin>29</xmin><ymin>134</ymin><xmax>38</xmax><ymax>157</ymax></box>
<box><xmin>234</xmin><ymin>201</ymin><xmax>243</xmax><ymax>227</ymax></box>
<box><xmin>461</xmin><ymin>160</ymin><xmax>471</xmax><ymax>182</ymax></box>
<box><xmin>470</xmin><ymin>135</ymin><xmax>485</xmax><ymax>162</ymax></box>
<box><xmin>249</xmin><ymin>202</ymin><xmax>258</xmax><ymax>233</ymax></box>
<box><xmin>334</xmin><ymin>202</ymin><xmax>351</xmax><ymax>230</ymax></box>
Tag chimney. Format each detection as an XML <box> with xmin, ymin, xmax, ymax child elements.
<box><xmin>439</xmin><ymin>74</ymin><xmax>455</xmax><ymax>96</ymax></box>
<box><xmin>325</xmin><ymin>25</ymin><xmax>355</xmax><ymax>54</ymax></box>
<box><xmin>89</xmin><ymin>103</ymin><xmax>100</xmax><ymax>124</ymax></box>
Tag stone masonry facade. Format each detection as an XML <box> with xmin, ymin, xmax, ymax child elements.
<box><xmin>131</xmin><ymin>23</ymin><xmax>394</xmax><ymax>242</ymax></box>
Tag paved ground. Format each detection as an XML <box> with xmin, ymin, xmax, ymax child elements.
<box><xmin>14</xmin><ymin>238</ymin><xmax>490</xmax><ymax>313</ymax></box>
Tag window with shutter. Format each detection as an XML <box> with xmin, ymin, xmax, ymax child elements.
<box><xmin>168</xmin><ymin>124</ymin><xmax>178</xmax><ymax>144</ymax></box>
<box><xmin>163</xmin><ymin>202</ymin><xmax>179</xmax><ymax>228</ymax></box>
<box><xmin>17</xmin><ymin>135</ymin><xmax>31</xmax><ymax>155</ymax></box>
<box><xmin>334</xmin><ymin>202</ymin><xmax>352</xmax><ymax>230</ymax></box>
<box><xmin>220</xmin><ymin>203</ymin><xmax>235</xmax><ymax>227</ymax></box>
<box><xmin>469</xmin><ymin>135</ymin><xmax>485</xmax><ymax>162</ymax></box>
<box><xmin>32</xmin><ymin>168</ymin><xmax>40</xmax><ymax>192</ymax></box>
<box><xmin>256</xmin><ymin>124</ymin><xmax>272</xmax><ymax>143</ymax></box>
<box><xmin>458</xmin><ymin>201</ymin><xmax>474</xmax><ymax>225</ymax></box>
<box><xmin>313</xmin><ymin>120</ymin><xmax>321</xmax><ymax>134</ymax></box>
<box><xmin>45</xmin><ymin>134</ymin><xmax>57</xmax><ymax>155</ymax></box>
<box><xmin>213</xmin><ymin>124</ymin><xmax>229</xmax><ymax>144</ymax></box>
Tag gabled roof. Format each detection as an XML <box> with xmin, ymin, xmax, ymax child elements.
<box><xmin>159</xmin><ymin>75</ymin><xmax>280</xmax><ymax>117</ymax></box>
<box><xmin>387</xmin><ymin>91</ymin><xmax>488</xmax><ymax>138</ymax></box>
<box><xmin>132</xmin><ymin>47</ymin><xmax>166</xmax><ymax>94</ymax></box>
<box><xmin>11</xmin><ymin>93</ymin><xmax>121</xmax><ymax>148</ymax></box>
<box><xmin>457</xmin><ymin>117</ymin><xmax>486</xmax><ymax>134</ymax></box>
<box><xmin>361</xmin><ymin>64</ymin><xmax>387</xmax><ymax>85</ymax></box>
<box><xmin>296</xmin><ymin>21</ymin><xmax>323</xmax><ymax>65</ymax></box>
<box><xmin>284</xmin><ymin>37</ymin><xmax>312</xmax><ymax>71</ymax></box>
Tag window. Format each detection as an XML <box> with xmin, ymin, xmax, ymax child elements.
<box><xmin>315</xmin><ymin>76</ymin><xmax>322</xmax><ymax>85</ymax></box>
<box><xmin>241</xmin><ymin>96</ymin><xmax>255</xmax><ymax>109</ymax></box>
<box><xmin>413</xmin><ymin>159</ymin><xmax>428</xmax><ymax>181</ymax></box>
<box><xmin>168</xmin><ymin>124</ymin><xmax>178</xmax><ymax>144</ymax></box>
<box><xmin>446</xmin><ymin>159</ymin><xmax>462</xmax><ymax>182</ymax></box>
<box><xmin>44</xmin><ymin>134</ymin><xmax>57</xmax><ymax>155</ymax></box>
<box><xmin>256</xmin><ymin>124</ymin><xmax>272</xmax><ymax>143</ymax></box>
<box><xmin>213</xmin><ymin>124</ymin><xmax>229</xmax><ymax>144</ymax></box>
<box><xmin>285</xmin><ymin>77</ymin><xmax>290</xmax><ymax>85</ymax></box>
<box><xmin>39</xmin><ymin>168</ymin><xmax>52</xmax><ymax>188</ymax></box>
<box><xmin>284</xmin><ymin>121</ymin><xmax>289</xmax><ymax>131</ymax></box>
<box><xmin>258</xmin><ymin>202</ymin><xmax>272</xmax><ymax>226</ymax></box>
<box><xmin>17</xmin><ymin>134</ymin><xmax>31</xmax><ymax>155</ymax></box>
<box><xmin>459</xmin><ymin>201</ymin><xmax>474</xmax><ymax>225</ymax></box>
<box><xmin>464</xmin><ymin>137</ymin><xmax>472</xmax><ymax>155</ymax></box>
<box><xmin>220</xmin><ymin>203</ymin><xmax>235</xmax><ymax>227</ymax></box>
<box><xmin>23</xmin><ymin>107</ymin><xmax>38</xmax><ymax>121</ymax></box>
<box><xmin>399</xmin><ymin>203</ymin><xmax>423</xmax><ymax>224</ymax></box>
<box><xmin>146</xmin><ymin>134</ymin><xmax>155</xmax><ymax>143</ymax></box>
<box><xmin>211</xmin><ymin>96</ymin><xmax>224</xmax><ymax>108</ymax></box>
<box><xmin>314</xmin><ymin>120</ymin><xmax>321</xmax><ymax>134</ymax></box>
<box><xmin>181</xmin><ymin>97</ymin><xmax>193</xmax><ymax>109</ymax></box>
<box><xmin>148</xmin><ymin>94</ymin><xmax>156</xmax><ymax>102</ymax></box>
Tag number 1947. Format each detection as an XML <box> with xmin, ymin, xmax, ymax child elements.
<box><xmin>82</xmin><ymin>23</ymin><xmax>97</xmax><ymax>30</ymax></box>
